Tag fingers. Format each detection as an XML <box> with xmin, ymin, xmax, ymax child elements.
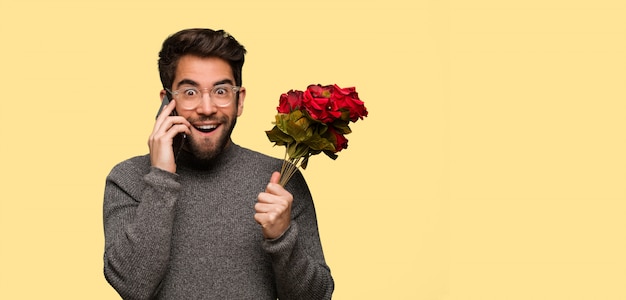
<box><xmin>153</xmin><ymin>100</ymin><xmax>191</xmax><ymax>135</ymax></box>
<box><xmin>253</xmin><ymin>205</ymin><xmax>290</xmax><ymax>239</ymax></box>
<box><xmin>254</xmin><ymin>202</ymin><xmax>282</xmax><ymax>214</ymax></box>
<box><xmin>256</xmin><ymin>191</ymin><xmax>290</xmax><ymax>207</ymax></box>
<box><xmin>148</xmin><ymin>99</ymin><xmax>191</xmax><ymax>173</ymax></box>
<box><xmin>255</xmin><ymin>175</ymin><xmax>293</xmax><ymax>239</ymax></box>
<box><xmin>153</xmin><ymin>101</ymin><xmax>174</xmax><ymax>138</ymax></box>
<box><xmin>155</xmin><ymin>98</ymin><xmax>177</xmax><ymax>126</ymax></box>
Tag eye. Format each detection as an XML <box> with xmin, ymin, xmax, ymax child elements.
<box><xmin>183</xmin><ymin>88</ymin><xmax>199</xmax><ymax>97</ymax></box>
<box><xmin>213</xmin><ymin>86</ymin><xmax>229</xmax><ymax>97</ymax></box>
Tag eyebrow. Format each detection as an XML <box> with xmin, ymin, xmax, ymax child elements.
<box><xmin>175</xmin><ymin>79</ymin><xmax>199</xmax><ymax>88</ymax></box>
<box><xmin>175</xmin><ymin>78</ymin><xmax>235</xmax><ymax>89</ymax></box>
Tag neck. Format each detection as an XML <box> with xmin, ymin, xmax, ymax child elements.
<box><xmin>177</xmin><ymin>141</ymin><xmax>238</xmax><ymax>171</ymax></box>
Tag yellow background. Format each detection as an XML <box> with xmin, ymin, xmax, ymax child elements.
<box><xmin>1</xmin><ymin>0</ymin><xmax>625</xmax><ymax>299</ymax></box>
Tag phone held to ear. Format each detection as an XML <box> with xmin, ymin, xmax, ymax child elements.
<box><xmin>157</xmin><ymin>95</ymin><xmax>185</xmax><ymax>158</ymax></box>
<box><xmin>157</xmin><ymin>94</ymin><xmax>177</xmax><ymax>118</ymax></box>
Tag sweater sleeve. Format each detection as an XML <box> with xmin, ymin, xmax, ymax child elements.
<box><xmin>103</xmin><ymin>162</ymin><xmax>180</xmax><ymax>300</ymax></box>
<box><xmin>262</xmin><ymin>171</ymin><xmax>334</xmax><ymax>300</ymax></box>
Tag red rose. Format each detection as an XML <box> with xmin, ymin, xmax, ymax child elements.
<box><xmin>330</xmin><ymin>84</ymin><xmax>368</xmax><ymax>122</ymax></box>
<box><xmin>306</xmin><ymin>84</ymin><xmax>332</xmax><ymax>98</ymax></box>
<box><xmin>302</xmin><ymin>84</ymin><xmax>342</xmax><ymax>123</ymax></box>
<box><xmin>329</xmin><ymin>127</ymin><xmax>349</xmax><ymax>152</ymax></box>
<box><xmin>277</xmin><ymin>90</ymin><xmax>304</xmax><ymax>113</ymax></box>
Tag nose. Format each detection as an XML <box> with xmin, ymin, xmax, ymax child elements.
<box><xmin>196</xmin><ymin>91</ymin><xmax>218</xmax><ymax>115</ymax></box>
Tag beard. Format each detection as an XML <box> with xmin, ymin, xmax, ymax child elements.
<box><xmin>184</xmin><ymin>115</ymin><xmax>238</xmax><ymax>162</ymax></box>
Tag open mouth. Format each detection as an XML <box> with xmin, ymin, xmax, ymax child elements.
<box><xmin>194</xmin><ymin>124</ymin><xmax>219</xmax><ymax>133</ymax></box>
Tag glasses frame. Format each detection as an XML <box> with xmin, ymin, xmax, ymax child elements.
<box><xmin>165</xmin><ymin>84</ymin><xmax>242</xmax><ymax>109</ymax></box>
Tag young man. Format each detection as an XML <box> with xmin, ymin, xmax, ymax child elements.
<box><xmin>103</xmin><ymin>28</ymin><xmax>334</xmax><ymax>299</ymax></box>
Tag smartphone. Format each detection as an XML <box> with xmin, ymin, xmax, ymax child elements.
<box><xmin>157</xmin><ymin>94</ymin><xmax>177</xmax><ymax>118</ymax></box>
<box><xmin>157</xmin><ymin>95</ymin><xmax>185</xmax><ymax>157</ymax></box>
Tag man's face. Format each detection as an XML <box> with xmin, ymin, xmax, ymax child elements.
<box><xmin>168</xmin><ymin>55</ymin><xmax>245</xmax><ymax>161</ymax></box>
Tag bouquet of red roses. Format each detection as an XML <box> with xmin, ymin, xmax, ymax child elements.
<box><xmin>266</xmin><ymin>84</ymin><xmax>368</xmax><ymax>186</ymax></box>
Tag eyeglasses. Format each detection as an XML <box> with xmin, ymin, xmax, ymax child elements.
<box><xmin>166</xmin><ymin>84</ymin><xmax>241</xmax><ymax>109</ymax></box>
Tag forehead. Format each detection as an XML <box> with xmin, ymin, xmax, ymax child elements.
<box><xmin>174</xmin><ymin>55</ymin><xmax>234</xmax><ymax>87</ymax></box>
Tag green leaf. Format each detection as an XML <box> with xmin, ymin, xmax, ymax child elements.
<box><xmin>331</xmin><ymin>118</ymin><xmax>352</xmax><ymax>135</ymax></box>
<box><xmin>275</xmin><ymin>111</ymin><xmax>315</xmax><ymax>143</ymax></box>
<box><xmin>323</xmin><ymin>150</ymin><xmax>339</xmax><ymax>160</ymax></box>
<box><xmin>314</xmin><ymin>122</ymin><xmax>329</xmax><ymax>136</ymax></box>
<box><xmin>287</xmin><ymin>142</ymin><xmax>310</xmax><ymax>160</ymax></box>
<box><xmin>339</xmin><ymin>109</ymin><xmax>351</xmax><ymax>122</ymax></box>
<box><xmin>304</xmin><ymin>134</ymin><xmax>336</xmax><ymax>152</ymax></box>
<box><xmin>301</xmin><ymin>154</ymin><xmax>310</xmax><ymax>170</ymax></box>
<box><xmin>266</xmin><ymin>125</ymin><xmax>294</xmax><ymax>145</ymax></box>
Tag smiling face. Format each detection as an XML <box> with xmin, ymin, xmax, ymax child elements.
<box><xmin>166</xmin><ymin>55</ymin><xmax>246</xmax><ymax>161</ymax></box>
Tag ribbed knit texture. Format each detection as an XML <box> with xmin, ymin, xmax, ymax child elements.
<box><xmin>103</xmin><ymin>143</ymin><xmax>333</xmax><ymax>299</ymax></box>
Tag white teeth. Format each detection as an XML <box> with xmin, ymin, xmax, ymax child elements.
<box><xmin>197</xmin><ymin>125</ymin><xmax>217</xmax><ymax>130</ymax></box>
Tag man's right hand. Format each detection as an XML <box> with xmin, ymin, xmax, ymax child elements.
<box><xmin>148</xmin><ymin>99</ymin><xmax>191</xmax><ymax>173</ymax></box>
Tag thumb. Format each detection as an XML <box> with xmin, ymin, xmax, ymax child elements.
<box><xmin>269</xmin><ymin>171</ymin><xmax>281</xmax><ymax>185</ymax></box>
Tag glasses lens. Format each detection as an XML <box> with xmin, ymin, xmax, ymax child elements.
<box><xmin>178</xmin><ymin>87</ymin><xmax>201</xmax><ymax>109</ymax></box>
<box><xmin>211</xmin><ymin>85</ymin><xmax>236</xmax><ymax>106</ymax></box>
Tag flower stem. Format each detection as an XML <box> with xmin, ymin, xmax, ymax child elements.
<box><xmin>279</xmin><ymin>150</ymin><xmax>309</xmax><ymax>186</ymax></box>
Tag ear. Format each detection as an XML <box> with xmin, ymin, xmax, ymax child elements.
<box><xmin>160</xmin><ymin>89</ymin><xmax>167</xmax><ymax>101</ymax></box>
<box><xmin>236</xmin><ymin>87</ymin><xmax>246</xmax><ymax>117</ymax></box>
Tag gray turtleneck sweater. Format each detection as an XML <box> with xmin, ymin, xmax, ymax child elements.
<box><xmin>103</xmin><ymin>143</ymin><xmax>333</xmax><ymax>299</ymax></box>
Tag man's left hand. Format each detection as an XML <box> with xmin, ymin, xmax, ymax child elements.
<box><xmin>255</xmin><ymin>172</ymin><xmax>293</xmax><ymax>239</ymax></box>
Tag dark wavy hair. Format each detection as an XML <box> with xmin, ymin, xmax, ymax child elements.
<box><xmin>158</xmin><ymin>28</ymin><xmax>247</xmax><ymax>90</ymax></box>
